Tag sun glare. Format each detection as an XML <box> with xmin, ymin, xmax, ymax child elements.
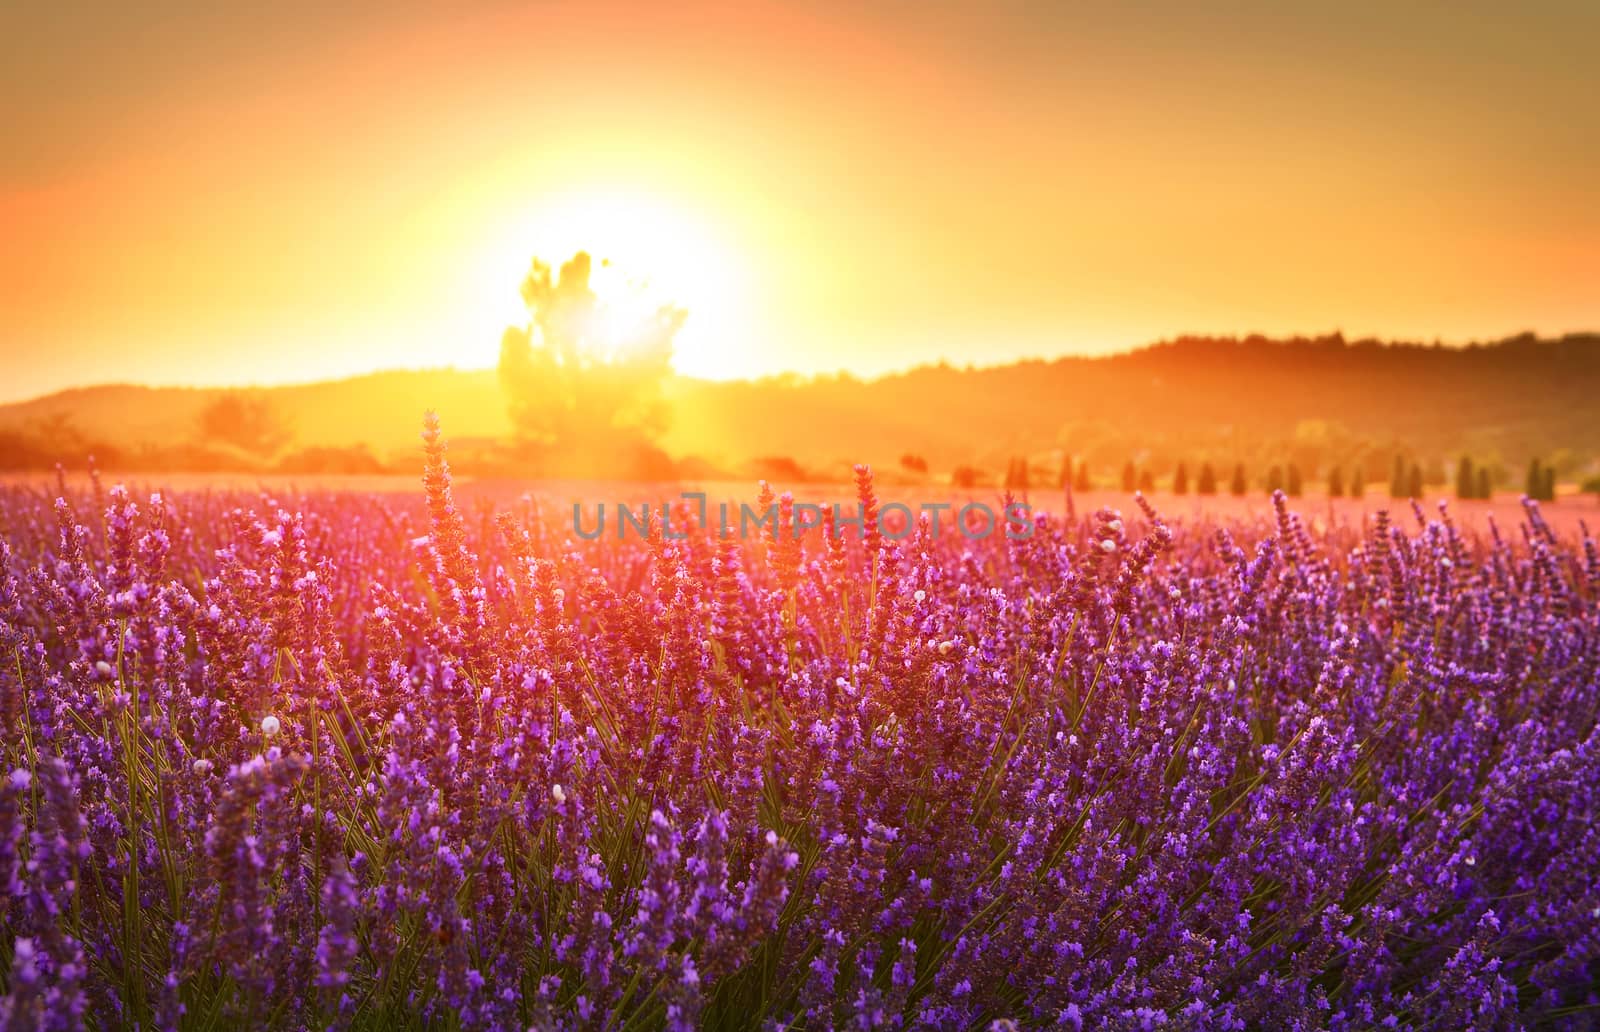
<box><xmin>467</xmin><ymin>188</ymin><xmax>756</xmax><ymax>379</ymax></box>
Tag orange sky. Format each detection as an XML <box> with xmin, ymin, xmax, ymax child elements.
<box><xmin>2</xmin><ymin>1</ymin><xmax>1596</xmax><ymax>402</ymax></box>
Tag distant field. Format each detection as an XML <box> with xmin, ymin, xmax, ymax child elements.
<box><xmin>4</xmin><ymin>471</ymin><xmax>1594</xmax><ymax>539</ymax></box>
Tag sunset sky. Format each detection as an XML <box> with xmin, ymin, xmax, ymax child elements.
<box><xmin>2</xmin><ymin>1</ymin><xmax>1596</xmax><ymax>403</ymax></box>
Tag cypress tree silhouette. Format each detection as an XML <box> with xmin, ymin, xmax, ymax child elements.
<box><xmin>1266</xmin><ymin>466</ymin><xmax>1284</xmax><ymax>495</ymax></box>
<box><xmin>1122</xmin><ymin>461</ymin><xmax>1137</xmax><ymax>492</ymax></box>
<box><xmin>1230</xmin><ymin>464</ymin><xmax>1248</xmax><ymax>497</ymax></box>
<box><xmin>1197</xmin><ymin>463</ymin><xmax>1217</xmax><ymax>496</ymax></box>
<box><xmin>1287</xmin><ymin>464</ymin><xmax>1303</xmax><ymax>497</ymax></box>
<box><xmin>1074</xmin><ymin>460</ymin><xmax>1090</xmax><ymax>493</ymax></box>
<box><xmin>1476</xmin><ymin>467</ymin><xmax>1491</xmax><ymax>501</ymax></box>
<box><xmin>1526</xmin><ymin>458</ymin><xmax>1543</xmax><ymax>499</ymax></box>
<box><xmin>1407</xmin><ymin>463</ymin><xmax>1423</xmax><ymax>500</ymax></box>
<box><xmin>1327</xmin><ymin>466</ymin><xmax>1344</xmax><ymax>498</ymax></box>
<box><xmin>1456</xmin><ymin>456</ymin><xmax>1476</xmax><ymax>500</ymax></box>
<box><xmin>1173</xmin><ymin>463</ymin><xmax>1189</xmax><ymax>495</ymax></box>
<box><xmin>1350</xmin><ymin>466</ymin><xmax>1364</xmax><ymax>499</ymax></box>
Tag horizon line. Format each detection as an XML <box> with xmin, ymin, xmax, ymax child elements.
<box><xmin>5</xmin><ymin>326</ymin><xmax>1596</xmax><ymax>408</ymax></box>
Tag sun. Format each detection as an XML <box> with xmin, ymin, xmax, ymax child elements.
<box><xmin>466</xmin><ymin>187</ymin><xmax>756</xmax><ymax>379</ymax></box>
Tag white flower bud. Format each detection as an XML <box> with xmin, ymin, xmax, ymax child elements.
<box><xmin>550</xmin><ymin>783</ymin><xmax>567</xmax><ymax>804</ymax></box>
<box><xmin>260</xmin><ymin>715</ymin><xmax>281</xmax><ymax>736</ymax></box>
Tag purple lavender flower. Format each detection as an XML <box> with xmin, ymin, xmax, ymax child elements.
<box><xmin>0</xmin><ymin>418</ymin><xmax>1595</xmax><ymax>1028</ymax></box>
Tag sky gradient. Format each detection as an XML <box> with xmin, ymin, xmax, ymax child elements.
<box><xmin>2</xmin><ymin>0</ymin><xmax>1597</xmax><ymax>402</ymax></box>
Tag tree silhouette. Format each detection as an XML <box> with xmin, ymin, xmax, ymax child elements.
<box><xmin>1350</xmin><ymin>467</ymin><xmax>1364</xmax><ymax>499</ymax></box>
<box><xmin>1327</xmin><ymin>466</ymin><xmax>1344</xmax><ymax>498</ymax></box>
<box><xmin>1197</xmin><ymin>463</ymin><xmax>1217</xmax><ymax>496</ymax></box>
<box><xmin>1173</xmin><ymin>463</ymin><xmax>1189</xmax><ymax>495</ymax></box>
<box><xmin>1230</xmin><ymin>464</ymin><xmax>1247</xmax><ymax>496</ymax></box>
<box><xmin>1287</xmin><ymin>464</ymin><xmax>1303</xmax><ymax>497</ymax></box>
<box><xmin>1074</xmin><ymin>461</ymin><xmax>1091</xmax><ymax>493</ymax></box>
<box><xmin>1526</xmin><ymin>458</ymin><xmax>1543</xmax><ymax>500</ymax></box>
<box><xmin>1121</xmin><ymin>461</ymin><xmax>1137</xmax><ymax>492</ymax></box>
<box><xmin>1476</xmin><ymin>467</ymin><xmax>1491</xmax><ymax>501</ymax></box>
<box><xmin>1266</xmin><ymin>466</ymin><xmax>1284</xmax><ymax>495</ymax></box>
<box><xmin>1407</xmin><ymin>463</ymin><xmax>1423</xmax><ymax>500</ymax></box>
<box><xmin>1456</xmin><ymin>456</ymin><xmax>1476</xmax><ymax>500</ymax></box>
<box><xmin>197</xmin><ymin>393</ymin><xmax>291</xmax><ymax>457</ymax></box>
<box><xmin>498</xmin><ymin>252</ymin><xmax>684</xmax><ymax>462</ymax></box>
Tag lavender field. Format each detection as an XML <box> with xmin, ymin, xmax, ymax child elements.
<box><xmin>2</xmin><ymin>418</ymin><xmax>1598</xmax><ymax>1030</ymax></box>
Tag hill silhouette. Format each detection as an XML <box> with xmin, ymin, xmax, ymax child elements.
<box><xmin>3</xmin><ymin>333</ymin><xmax>1597</xmax><ymax>485</ymax></box>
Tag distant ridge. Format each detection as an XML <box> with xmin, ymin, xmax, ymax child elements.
<box><xmin>3</xmin><ymin>333</ymin><xmax>1597</xmax><ymax>479</ymax></box>
<box><xmin>0</xmin><ymin>368</ymin><xmax>511</xmax><ymax>454</ymax></box>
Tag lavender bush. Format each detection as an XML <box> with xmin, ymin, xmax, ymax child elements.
<box><xmin>2</xmin><ymin>416</ymin><xmax>1598</xmax><ymax>1030</ymax></box>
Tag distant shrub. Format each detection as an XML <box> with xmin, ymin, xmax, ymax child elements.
<box><xmin>276</xmin><ymin>445</ymin><xmax>386</xmax><ymax>475</ymax></box>
<box><xmin>951</xmin><ymin>465</ymin><xmax>986</xmax><ymax>489</ymax></box>
<box><xmin>751</xmin><ymin>455</ymin><xmax>810</xmax><ymax>484</ymax></box>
